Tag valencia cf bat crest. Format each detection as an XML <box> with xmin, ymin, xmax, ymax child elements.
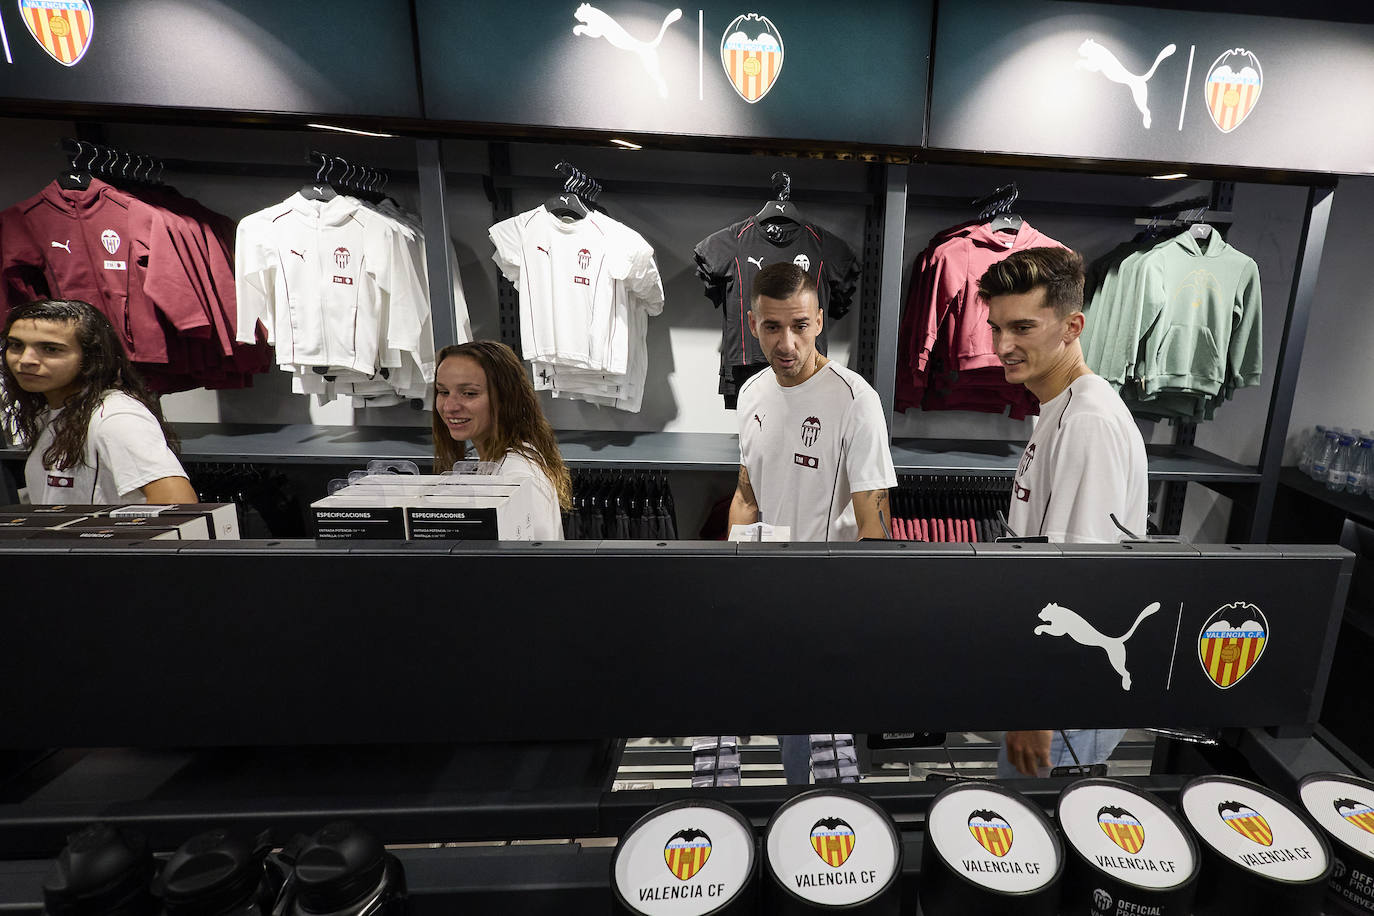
<box><xmin>1204</xmin><ymin>48</ymin><xmax>1262</xmax><ymax>133</ymax></box>
<box><xmin>810</xmin><ymin>817</ymin><xmax>856</xmax><ymax>868</ymax></box>
<box><xmin>1335</xmin><ymin>798</ymin><xmax>1374</xmax><ymax>837</ymax></box>
<box><xmin>1198</xmin><ymin>602</ymin><xmax>1268</xmax><ymax>689</ymax></box>
<box><xmin>1218</xmin><ymin>801</ymin><xmax>1273</xmax><ymax>847</ymax></box>
<box><xmin>664</xmin><ymin>828</ymin><xmax>711</xmax><ymax>880</ymax></box>
<box><xmin>968</xmin><ymin>810</ymin><xmax>1014</xmax><ymax>858</ymax></box>
<box><xmin>18</xmin><ymin>0</ymin><xmax>92</xmax><ymax>66</ymax></box>
<box><xmin>1098</xmin><ymin>806</ymin><xmax>1145</xmax><ymax>855</ymax></box>
<box><xmin>721</xmin><ymin>13</ymin><xmax>782</xmax><ymax>104</ymax></box>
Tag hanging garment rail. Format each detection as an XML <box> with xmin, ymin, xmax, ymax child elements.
<box><xmin>60</xmin><ymin>137</ymin><xmax>166</xmax><ymax>185</ymax></box>
<box><xmin>304</xmin><ymin>150</ymin><xmax>392</xmax><ymax>200</ymax></box>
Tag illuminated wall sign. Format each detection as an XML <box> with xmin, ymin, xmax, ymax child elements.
<box><xmin>928</xmin><ymin>0</ymin><xmax>1374</xmax><ymax>175</ymax></box>
<box><xmin>415</xmin><ymin>0</ymin><xmax>930</xmax><ymax>146</ymax></box>
<box><xmin>0</xmin><ymin>0</ymin><xmax>421</xmax><ymax>118</ymax></box>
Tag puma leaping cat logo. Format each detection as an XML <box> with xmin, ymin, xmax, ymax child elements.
<box><xmin>1076</xmin><ymin>38</ymin><xmax>1176</xmax><ymax>129</ymax></box>
<box><xmin>573</xmin><ymin>4</ymin><xmax>682</xmax><ymax>99</ymax></box>
<box><xmin>747</xmin><ymin>256</ymin><xmax>764</xmax><ymax>269</ymax></box>
<box><xmin>1034</xmin><ymin>601</ymin><xmax>1161</xmax><ymax>691</ymax></box>
<box><xmin>51</xmin><ymin>240</ymin><xmax>72</xmax><ymax>253</ymax></box>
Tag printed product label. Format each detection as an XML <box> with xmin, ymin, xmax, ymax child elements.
<box><xmin>103</xmin><ymin>260</ymin><xmax>126</xmax><ymax>270</ymax></box>
<box><xmin>614</xmin><ymin>805</ymin><xmax>753</xmax><ymax>916</ymax></box>
<box><xmin>406</xmin><ymin>507</ymin><xmax>499</xmax><ymax>540</ymax></box>
<box><xmin>1059</xmin><ymin>784</ymin><xmax>1194</xmax><ymax>890</ymax></box>
<box><xmin>766</xmin><ymin>794</ymin><xmax>898</xmax><ymax>907</ymax></box>
<box><xmin>1180</xmin><ymin>780</ymin><xmax>1326</xmax><ymax>881</ymax></box>
<box><xmin>927</xmin><ymin>787</ymin><xmax>1058</xmax><ymax>894</ymax></box>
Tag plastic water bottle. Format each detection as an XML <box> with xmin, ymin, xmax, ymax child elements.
<box><xmin>1299</xmin><ymin>425</ymin><xmax>1327</xmax><ymax>476</ymax></box>
<box><xmin>1351</xmin><ymin>437</ymin><xmax>1374</xmax><ymax>496</ymax></box>
<box><xmin>1312</xmin><ymin>430</ymin><xmax>1340</xmax><ymax>483</ymax></box>
<box><xmin>1328</xmin><ymin>433</ymin><xmax>1356</xmax><ymax>491</ymax></box>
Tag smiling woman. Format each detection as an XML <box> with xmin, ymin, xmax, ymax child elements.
<box><xmin>431</xmin><ymin>340</ymin><xmax>570</xmax><ymax>541</ymax></box>
<box><xmin>1</xmin><ymin>299</ymin><xmax>198</xmax><ymax>505</ymax></box>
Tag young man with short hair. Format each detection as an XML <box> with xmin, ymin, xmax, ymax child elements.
<box><xmin>728</xmin><ymin>262</ymin><xmax>897</xmax><ymax>784</ymax></box>
<box><xmin>729</xmin><ymin>262</ymin><xmax>896</xmax><ymax>543</ymax></box>
<box><xmin>980</xmin><ymin>246</ymin><xmax>1148</xmax><ymax>777</ymax></box>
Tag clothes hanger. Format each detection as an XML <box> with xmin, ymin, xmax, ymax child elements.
<box><xmin>57</xmin><ymin>138</ymin><xmax>92</xmax><ymax>190</ymax></box>
<box><xmin>752</xmin><ymin>170</ymin><xmax>804</xmax><ymax>242</ymax></box>
<box><xmin>300</xmin><ymin>151</ymin><xmax>338</xmax><ymax>201</ymax></box>
<box><xmin>1187</xmin><ymin>207</ymin><xmax>1214</xmax><ymax>241</ymax></box>
<box><xmin>974</xmin><ymin>182</ymin><xmax>1023</xmax><ymax>233</ymax></box>
<box><xmin>545</xmin><ymin>162</ymin><xmax>591</xmax><ymax>220</ymax></box>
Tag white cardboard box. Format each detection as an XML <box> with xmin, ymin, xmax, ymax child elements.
<box><xmin>108</xmin><ymin>503</ymin><xmax>239</xmax><ymax>539</ymax></box>
<box><xmin>312</xmin><ymin>479</ymin><xmax>536</xmax><ymax>540</ymax></box>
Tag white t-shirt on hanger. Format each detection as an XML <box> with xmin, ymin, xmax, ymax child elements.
<box><xmin>488</xmin><ymin>206</ymin><xmax>663</xmax><ymax>374</ymax></box>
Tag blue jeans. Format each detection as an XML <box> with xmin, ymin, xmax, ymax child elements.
<box><xmin>996</xmin><ymin>728</ymin><xmax>1126</xmax><ymax>778</ymax></box>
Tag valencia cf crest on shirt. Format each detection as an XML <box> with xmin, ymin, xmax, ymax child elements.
<box><xmin>18</xmin><ymin>0</ymin><xmax>92</xmax><ymax>67</ymax></box>
<box><xmin>801</xmin><ymin>416</ymin><xmax>821</xmax><ymax>447</ymax></box>
<box><xmin>721</xmin><ymin>13</ymin><xmax>783</xmax><ymax>103</ymax></box>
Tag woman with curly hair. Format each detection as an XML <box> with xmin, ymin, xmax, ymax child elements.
<box><xmin>2</xmin><ymin>299</ymin><xmax>196</xmax><ymax>505</ymax></box>
<box><xmin>432</xmin><ymin>340</ymin><xmax>569</xmax><ymax>540</ymax></box>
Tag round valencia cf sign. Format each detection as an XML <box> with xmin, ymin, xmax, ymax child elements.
<box><xmin>920</xmin><ymin>782</ymin><xmax>1062</xmax><ymax>916</ymax></box>
<box><xmin>1299</xmin><ymin>772</ymin><xmax>1374</xmax><ymax>915</ymax></box>
<box><xmin>1057</xmin><ymin>778</ymin><xmax>1200</xmax><ymax>916</ymax></box>
<box><xmin>764</xmin><ymin>789</ymin><xmax>900</xmax><ymax>912</ymax></box>
<box><xmin>613</xmin><ymin>800</ymin><xmax>755</xmax><ymax>916</ymax></box>
<box><xmin>1180</xmin><ymin>775</ymin><xmax>1332</xmax><ymax>916</ymax></box>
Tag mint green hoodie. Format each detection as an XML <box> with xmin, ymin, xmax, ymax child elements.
<box><xmin>1094</xmin><ymin>230</ymin><xmax>1262</xmax><ymax>403</ymax></box>
<box><xmin>1133</xmin><ymin>231</ymin><xmax>1262</xmax><ymax>398</ymax></box>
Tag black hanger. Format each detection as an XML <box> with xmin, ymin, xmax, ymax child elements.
<box><xmin>300</xmin><ymin>151</ymin><xmax>338</xmax><ymax>202</ymax></box>
<box><xmin>545</xmin><ymin>161</ymin><xmax>592</xmax><ymax>220</ymax></box>
<box><xmin>974</xmin><ymin>182</ymin><xmax>1023</xmax><ymax>234</ymax></box>
<box><xmin>57</xmin><ymin>138</ymin><xmax>92</xmax><ymax>190</ymax></box>
<box><xmin>753</xmin><ymin>171</ymin><xmax>803</xmax><ymax>241</ymax></box>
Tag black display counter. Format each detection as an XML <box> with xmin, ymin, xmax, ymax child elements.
<box><xmin>0</xmin><ymin>541</ymin><xmax>1356</xmax><ymax>914</ymax></box>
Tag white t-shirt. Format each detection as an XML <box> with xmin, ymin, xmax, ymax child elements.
<box><xmin>236</xmin><ymin>194</ymin><xmax>427</xmax><ymax>377</ymax></box>
<box><xmin>495</xmin><ymin>447</ymin><xmax>565</xmax><ymax>541</ymax></box>
<box><xmin>1007</xmin><ymin>373</ymin><xmax>1148</xmax><ymax>543</ymax></box>
<box><xmin>488</xmin><ymin>207</ymin><xmax>663</xmax><ymax>374</ymax></box>
<box><xmin>737</xmin><ymin>361</ymin><xmax>897</xmax><ymax>542</ymax></box>
<box><xmin>25</xmin><ymin>391</ymin><xmax>188</xmax><ymax>505</ymax></box>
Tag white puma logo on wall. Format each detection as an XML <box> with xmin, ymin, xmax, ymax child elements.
<box><xmin>1076</xmin><ymin>38</ymin><xmax>1176</xmax><ymax>129</ymax></box>
<box><xmin>573</xmin><ymin>4</ymin><xmax>682</xmax><ymax>99</ymax></box>
<box><xmin>1034</xmin><ymin>601</ymin><xmax>1161</xmax><ymax>690</ymax></box>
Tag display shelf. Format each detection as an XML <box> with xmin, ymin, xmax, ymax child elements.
<box><xmin>891</xmin><ymin>438</ymin><xmax>1260</xmax><ymax>482</ymax></box>
<box><xmin>1280</xmin><ymin>466</ymin><xmax>1374</xmax><ymax>527</ymax></box>
<box><xmin>2</xmin><ymin>427</ymin><xmax>1263</xmax><ymax>482</ymax></box>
